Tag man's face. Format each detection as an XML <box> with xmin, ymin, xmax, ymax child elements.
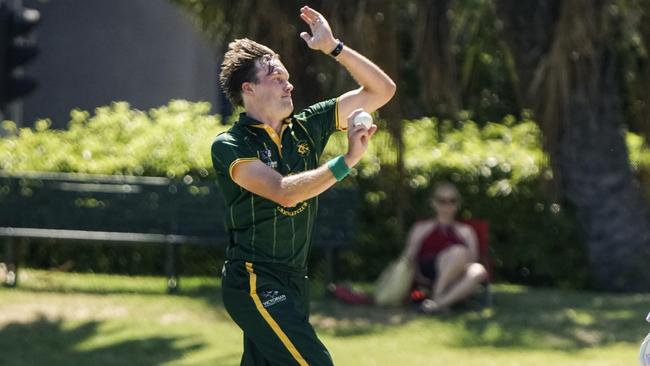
<box><xmin>248</xmin><ymin>58</ymin><xmax>294</xmax><ymax>118</ymax></box>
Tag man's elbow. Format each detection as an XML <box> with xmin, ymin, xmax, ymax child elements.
<box><xmin>271</xmin><ymin>188</ymin><xmax>301</xmax><ymax>208</ymax></box>
<box><xmin>380</xmin><ymin>79</ymin><xmax>397</xmax><ymax>104</ymax></box>
<box><xmin>260</xmin><ymin>177</ymin><xmax>302</xmax><ymax>207</ymax></box>
<box><xmin>387</xmin><ymin>79</ymin><xmax>397</xmax><ymax>97</ymax></box>
<box><xmin>275</xmin><ymin>195</ymin><xmax>300</xmax><ymax>208</ymax></box>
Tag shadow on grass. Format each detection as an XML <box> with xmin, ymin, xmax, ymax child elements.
<box><xmin>0</xmin><ymin>315</ymin><xmax>204</xmax><ymax>366</ymax></box>
<box><xmin>180</xmin><ymin>283</ymin><xmax>224</xmax><ymax>306</ymax></box>
<box><xmin>11</xmin><ymin>274</ymin><xmax>224</xmax><ymax>304</ymax></box>
<box><xmin>184</xmin><ymin>279</ymin><xmax>414</xmax><ymax>338</ymax></box>
<box><xmin>305</xmin><ymin>285</ymin><xmax>650</xmax><ymax>347</ymax></box>
<box><xmin>8</xmin><ymin>284</ymin><xmax>171</xmax><ymax>296</ymax></box>
<box><xmin>448</xmin><ymin>287</ymin><xmax>650</xmax><ymax>351</ymax></box>
<box><xmin>308</xmin><ymin>289</ymin><xmax>417</xmax><ymax>337</ymax></box>
<box><xmin>11</xmin><ymin>271</ymin><xmax>650</xmax><ymax>351</ymax></box>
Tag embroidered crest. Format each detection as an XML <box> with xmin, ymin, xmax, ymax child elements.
<box><xmin>297</xmin><ymin>141</ymin><xmax>310</xmax><ymax>156</ymax></box>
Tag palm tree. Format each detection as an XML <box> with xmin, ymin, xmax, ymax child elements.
<box><xmin>496</xmin><ymin>0</ymin><xmax>650</xmax><ymax>291</ymax></box>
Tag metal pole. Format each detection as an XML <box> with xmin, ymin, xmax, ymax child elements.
<box><xmin>9</xmin><ymin>0</ymin><xmax>22</xmax><ymax>128</ymax></box>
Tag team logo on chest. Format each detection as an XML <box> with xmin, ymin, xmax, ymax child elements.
<box><xmin>296</xmin><ymin>141</ymin><xmax>310</xmax><ymax>156</ymax></box>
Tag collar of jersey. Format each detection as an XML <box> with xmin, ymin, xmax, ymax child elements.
<box><xmin>238</xmin><ymin>113</ymin><xmax>293</xmax><ymax>157</ymax></box>
<box><xmin>237</xmin><ymin>112</ymin><xmax>293</xmax><ymax>127</ymax></box>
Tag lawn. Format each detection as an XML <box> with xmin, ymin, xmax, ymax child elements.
<box><xmin>0</xmin><ymin>269</ymin><xmax>647</xmax><ymax>366</ymax></box>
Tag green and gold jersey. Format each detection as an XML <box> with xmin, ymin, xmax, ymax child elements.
<box><xmin>211</xmin><ymin>98</ymin><xmax>344</xmax><ymax>269</ymax></box>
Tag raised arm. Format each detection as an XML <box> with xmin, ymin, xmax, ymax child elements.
<box><xmin>299</xmin><ymin>6</ymin><xmax>396</xmax><ymax>129</ymax></box>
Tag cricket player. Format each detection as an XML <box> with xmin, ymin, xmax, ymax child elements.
<box><xmin>212</xmin><ymin>6</ymin><xmax>395</xmax><ymax>365</ymax></box>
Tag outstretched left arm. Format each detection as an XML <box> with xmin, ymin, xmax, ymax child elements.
<box><xmin>299</xmin><ymin>6</ymin><xmax>396</xmax><ymax>129</ymax></box>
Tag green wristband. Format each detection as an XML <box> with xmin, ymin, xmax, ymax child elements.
<box><xmin>327</xmin><ymin>155</ymin><xmax>351</xmax><ymax>181</ymax></box>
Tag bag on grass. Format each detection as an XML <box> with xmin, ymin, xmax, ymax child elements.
<box><xmin>373</xmin><ymin>256</ymin><xmax>415</xmax><ymax>306</ymax></box>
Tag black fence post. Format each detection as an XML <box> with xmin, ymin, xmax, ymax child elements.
<box><xmin>3</xmin><ymin>238</ymin><xmax>18</xmax><ymax>287</ymax></box>
<box><xmin>165</xmin><ymin>242</ymin><xmax>179</xmax><ymax>293</ymax></box>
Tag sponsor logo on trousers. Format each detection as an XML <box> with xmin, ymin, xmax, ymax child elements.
<box><xmin>263</xmin><ymin>294</ymin><xmax>287</xmax><ymax>308</ymax></box>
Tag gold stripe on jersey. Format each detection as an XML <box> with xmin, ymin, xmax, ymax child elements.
<box><xmin>228</xmin><ymin>158</ymin><xmax>259</xmax><ymax>180</ymax></box>
<box><xmin>334</xmin><ymin>97</ymin><xmax>345</xmax><ymax>131</ymax></box>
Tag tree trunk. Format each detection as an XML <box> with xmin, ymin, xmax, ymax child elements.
<box><xmin>629</xmin><ymin>1</ymin><xmax>650</xmax><ymax>202</ymax></box>
<box><xmin>497</xmin><ymin>0</ymin><xmax>650</xmax><ymax>291</ymax></box>
<box><xmin>411</xmin><ymin>0</ymin><xmax>461</xmax><ymax>117</ymax></box>
<box><xmin>360</xmin><ymin>0</ymin><xmax>407</xmax><ymax>241</ymax></box>
<box><xmin>561</xmin><ymin>50</ymin><xmax>650</xmax><ymax>291</ymax></box>
<box><xmin>629</xmin><ymin>0</ymin><xmax>650</xmax><ymax>141</ymax></box>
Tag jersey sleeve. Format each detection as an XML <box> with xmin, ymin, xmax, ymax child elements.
<box><xmin>211</xmin><ymin>132</ymin><xmax>258</xmax><ymax>181</ymax></box>
<box><xmin>293</xmin><ymin>98</ymin><xmax>342</xmax><ymax>156</ymax></box>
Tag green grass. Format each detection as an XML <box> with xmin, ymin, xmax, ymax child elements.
<box><xmin>1</xmin><ymin>269</ymin><xmax>648</xmax><ymax>365</ymax></box>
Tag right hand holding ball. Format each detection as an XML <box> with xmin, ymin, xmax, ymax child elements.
<box><xmin>353</xmin><ymin>111</ymin><xmax>373</xmax><ymax>129</ymax></box>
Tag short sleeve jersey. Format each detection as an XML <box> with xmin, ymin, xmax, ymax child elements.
<box><xmin>211</xmin><ymin>98</ymin><xmax>343</xmax><ymax>269</ymax></box>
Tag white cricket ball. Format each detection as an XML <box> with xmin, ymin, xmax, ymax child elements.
<box><xmin>353</xmin><ymin>111</ymin><xmax>373</xmax><ymax>129</ymax></box>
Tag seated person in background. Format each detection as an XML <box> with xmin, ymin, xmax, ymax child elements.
<box><xmin>402</xmin><ymin>182</ymin><xmax>488</xmax><ymax>313</ymax></box>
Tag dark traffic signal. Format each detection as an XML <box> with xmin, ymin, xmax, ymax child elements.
<box><xmin>0</xmin><ymin>1</ymin><xmax>40</xmax><ymax>110</ymax></box>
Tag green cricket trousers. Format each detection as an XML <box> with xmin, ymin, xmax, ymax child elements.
<box><xmin>221</xmin><ymin>260</ymin><xmax>334</xmax><ymax>366</ymax></box>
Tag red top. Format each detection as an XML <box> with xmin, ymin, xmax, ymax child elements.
<box><xmin>417</xmin><ymin>223</ymin><xmax>466</xmax><ymax>262</ymax></box>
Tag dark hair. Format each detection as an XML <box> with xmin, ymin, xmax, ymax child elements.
<box><xmin>219</xmin><ymin>38</ymin><xmax>278</xmax><ymax>107</ymax></box>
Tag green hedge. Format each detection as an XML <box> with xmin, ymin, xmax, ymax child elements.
<box><xmin>2</xmin><ymin>101</ymin><xmax>649</xmax><ymax>287</ymax></box>
<box><xmin>321</xmin><ymin>116</ymin><xmax>588</xmax><ymax>286</ymax></box>
<box><xmin>0</xmin><ymin>100</ymin><xmax>226</xmax><ymax>178</ymax></box>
